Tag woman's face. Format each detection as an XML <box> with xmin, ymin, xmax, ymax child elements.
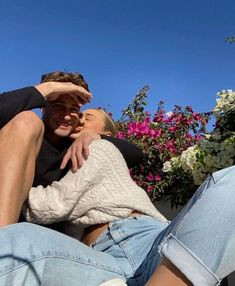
<box><xmin>79</xmin><ymin>109</ymin><xmax>106</xmax><ymax>134</ymax></box>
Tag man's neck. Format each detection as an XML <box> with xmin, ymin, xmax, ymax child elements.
<box><xmin>44</xmin><ymin>132</ymin><xmax>71</xmax><ymax>150</ymax></box>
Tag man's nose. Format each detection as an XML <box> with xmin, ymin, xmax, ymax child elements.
<box><xmin>64</xmin><ymin>114</ymin><xmax>72</xmax><ymax>120</ymax></box>
<box><xmin>63</xmin><ymin>108</ymin><xmax>78</xmax><ymax>119</ymax></box>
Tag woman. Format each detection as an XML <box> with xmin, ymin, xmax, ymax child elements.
<box><xmin>75</xmin><ymin>108</ymin><xmax>118</xmax><ymax>137</ymax></box>
<box><xmin>21</xmin><ymin>108</ymin><xmax>235</xmax><ymax>286</ymax></box>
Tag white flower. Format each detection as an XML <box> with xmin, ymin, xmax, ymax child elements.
<box><xmin>166</xmin><ymin>111</ymin><xmax>173</xmax><ymax>117</ymax></box>
<box><xmin>162</xmin><ymin>161</ymin><xmax>172</xmax><ymax>172</ymax></box>
<box><xmin>213</xmin><ymin>90</ymin><xmax>235</xmax><ymax>119</ymax></box>
<box><xmin>180</xmin><ymin>146</ymin><xmax>198</xmax><ymax>172</ymax></box>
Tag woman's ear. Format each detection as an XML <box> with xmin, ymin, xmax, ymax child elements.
<box><xmin>102</xmin><ymin>131</ymin><xmax>112</xmax><ymax>137</ymax></box>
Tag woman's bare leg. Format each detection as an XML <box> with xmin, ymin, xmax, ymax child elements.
<box><xmin>145</xmin><ymin>258</ymin><xmax>192</xmax><ymax>286</ymax></box>
<box><xmin>0</xmin><ymin>111</ymin><xmax>44</xmax><ymax>226</ymax></box>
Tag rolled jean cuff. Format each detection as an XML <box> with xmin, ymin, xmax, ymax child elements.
<box><xmin>158</xmin><ymin>234</ymin><xmax>221</xmax><ymax>286</ymax></box>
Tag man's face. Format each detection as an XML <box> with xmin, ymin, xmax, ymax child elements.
<box><xmin>43</xmin><ymin>94</ymin><xmax>81</xmax><ymax>139</ymax></box>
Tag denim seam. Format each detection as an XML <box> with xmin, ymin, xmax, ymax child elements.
<box><xmin>109</xmin><ymin>218</ymin><xmax>141</xmax><ymax>274</ymax></box>
<box><xmin>112</xmin><ymin>229</ymin><xmax>136</xmax><ymax>272</ymax></box>
<box><xmin>0</xmin><ymin>255</ymin><xmax>124</xmax><ymax>277</ymax></box>
<box><xmin>118</xmin><ymin>241</ymin><xmax>136</xmax><ymax>273</ymax></box>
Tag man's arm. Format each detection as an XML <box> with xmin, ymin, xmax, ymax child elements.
<box><xmin>0</xmin><ymin>87</ymin><xmax>45</xmax><ymax>128</ymax></box>
<box><xmin>0</xmin><ymin>82</ymin><xmax>92</xmax><ymax>129</ymax></box>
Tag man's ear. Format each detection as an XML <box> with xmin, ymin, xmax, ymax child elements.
<box><xmin>40</xmin><ymin>107</ymin><xmax>45</xmax><ymax>118</ymax></box>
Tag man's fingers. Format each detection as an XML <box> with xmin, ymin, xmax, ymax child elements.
<box><xmin>70</xmin><ymin>91</ymin><xmax>92</xmax><ymax>105</ymax></box>
<box><xmin>73</xmin><ymin>85</ymin><xmax>93</xmax><ymax>103</ymax></box>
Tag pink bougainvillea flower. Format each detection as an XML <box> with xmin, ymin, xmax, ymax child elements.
<box><xmin>147</xmin><ymin>185</ymin><xmax>153</xmax><ymax>193</ymax></box>
<box><xmin>147</xmin><ymin>173</ymin><xmax>154</xmax><ymax>181</ymax></box>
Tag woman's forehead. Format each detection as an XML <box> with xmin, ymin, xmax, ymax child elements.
<box><xmin>82</xmin><ymin>109</ymin><xmax>101</xmax><ymax>116</ymax></box>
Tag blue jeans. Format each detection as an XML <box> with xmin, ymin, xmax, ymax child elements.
<box><xmin>1</xmin><ymin>166</ymin><xmax>235</xmax><ymax>286</ymax></box>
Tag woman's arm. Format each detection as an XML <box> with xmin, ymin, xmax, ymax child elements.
<box><xmin>22</xmin><ymin>143</ymin><xmax>104</xmax><ymax>224</ymax></box>
<box><xmin>100</xmin><ymin>135</ymin><xmax>144</xmax><ymax>168</ymax></box>
<box><xmin>23</xmin><ymin>139</ymin><xmax>137</xmax><ymax>224</ymax></box>
<box><xmin>23</xmin><ymin>171</ymin><xmax>86</xmax><ymax>224</ymax></box>
<box><xmin>61</xmin><ymin>132</ymin><xmax>144</xmax><ymax>172</ymax></box>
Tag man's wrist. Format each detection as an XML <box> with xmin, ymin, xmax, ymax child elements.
<box><xmin>34</xmin><ymin>82</ymin><xmax>53</xmax><ymax>99</ymax></box>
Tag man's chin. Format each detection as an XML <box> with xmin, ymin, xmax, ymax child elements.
<box><xmin>54</xmin><ymin>129</ymin><xmax>72</xmax><ymax>138</ymax></box>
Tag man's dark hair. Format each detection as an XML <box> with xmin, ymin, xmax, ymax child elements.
<box><xmin>41</xmin><ymin>71</ymin><xmax>89</xmax><ymax>91</ymax></box>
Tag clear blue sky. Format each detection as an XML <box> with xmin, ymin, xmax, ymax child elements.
<box><xmin>0</xmin><ymin>0</ymin><xmax>234</xmax><ymax>121</ymax></box>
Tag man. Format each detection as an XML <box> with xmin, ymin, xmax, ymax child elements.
<box><xmin>34</xmin><ymin>72</ymin><xmax>143</xmax><ymax>188</ymax></box>
<box><xmin>0</xmin><ymin>78</ymin><xmax>92</xmax><ymax>227</ymax></box>
<box><xmin>0</xmin><ymin>71</ymin><xmax>143</xmax><ymax>227</ymax></box>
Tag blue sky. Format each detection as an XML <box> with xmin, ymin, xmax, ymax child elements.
<box><xmin>0</xmin><ymin>0</ymin><xmax>234</xmax><ymax>123</ymax></box>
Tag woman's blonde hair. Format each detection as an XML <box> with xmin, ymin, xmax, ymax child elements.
<box><xmin>95</xmin><ymin>109</ymin><xmax>117</xmax><ymax>136</ymax></box>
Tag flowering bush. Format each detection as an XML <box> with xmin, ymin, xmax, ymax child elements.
<box><xmin>162</xmin><ymin>89</ymin><xmax>235</xmax><ymax>200</ymax></box>
<box><xmin>116</xmin><ymin>86</ymin><xmax>211</xmax><ymax>207</ymax></box>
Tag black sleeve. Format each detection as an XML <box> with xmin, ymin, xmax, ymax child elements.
<box><xmin>0</xmin><ymin>86</ymin><xmax>46</xmax><ymax>128</ymax></box>
<box><xmin>100</xmin><ymin>135</ymin><xmax>144</xmax><ymax>168</ymax></box>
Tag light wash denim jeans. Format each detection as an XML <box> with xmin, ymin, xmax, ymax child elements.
<box><xmin>1</xmin><ymin>166</ymin><xmax>235</xmax><ymax>286</ymax></box>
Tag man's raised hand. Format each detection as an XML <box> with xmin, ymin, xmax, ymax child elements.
<box><xmin>34</xmin><ymin>82</ymin><xmax>92</xmax><ymax>104</ymax></box>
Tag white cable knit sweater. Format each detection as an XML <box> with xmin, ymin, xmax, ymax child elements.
<box><xmin>23</xmin><ymin>140</ymin><xmax>166</xmax><ymax>239</ymax></box>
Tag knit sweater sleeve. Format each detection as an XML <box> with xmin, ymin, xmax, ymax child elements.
<box><xmin>23</xmin><ymin>139</ymin><xmax>165</xmax><ymax>226</ymax></box>
<box><xmin>22</xmin><ymin>142</ymin><xmax>104</xmax><ymax>224</ymax></box>
<box><xmin>100</xmin><ymin>135</ymin><xmax>144</xmax><ymax>168</ymax></box>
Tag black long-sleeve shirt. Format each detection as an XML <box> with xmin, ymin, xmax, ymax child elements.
<box><xmin>0</xmin><ymin>86</ymin><xmax>45</xmax><ymax>128</ymax></box>
<box><xmin>0</xmin><ymin>86</ymin><xmax>144</xmax><ymax>187</ymax></box>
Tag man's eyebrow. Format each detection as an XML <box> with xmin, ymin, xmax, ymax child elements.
<box><xmin>48</xmin><ymin>99</ymin><xmax>63</xmax><ymax>104</ymax></box>
<box><xmin>50</xmin><ymin>100</ymin><xmax>79</xmax><ymax>109</ymax></box>
<box><xmin>50</xmin><ymin>100</ymin><xmax>64</xmax><ymax>104</ymax></box>
<box><xmin>71</xmin><ymin>103</ymin><xmax>80</xmax><ymax>109</ymax></box>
